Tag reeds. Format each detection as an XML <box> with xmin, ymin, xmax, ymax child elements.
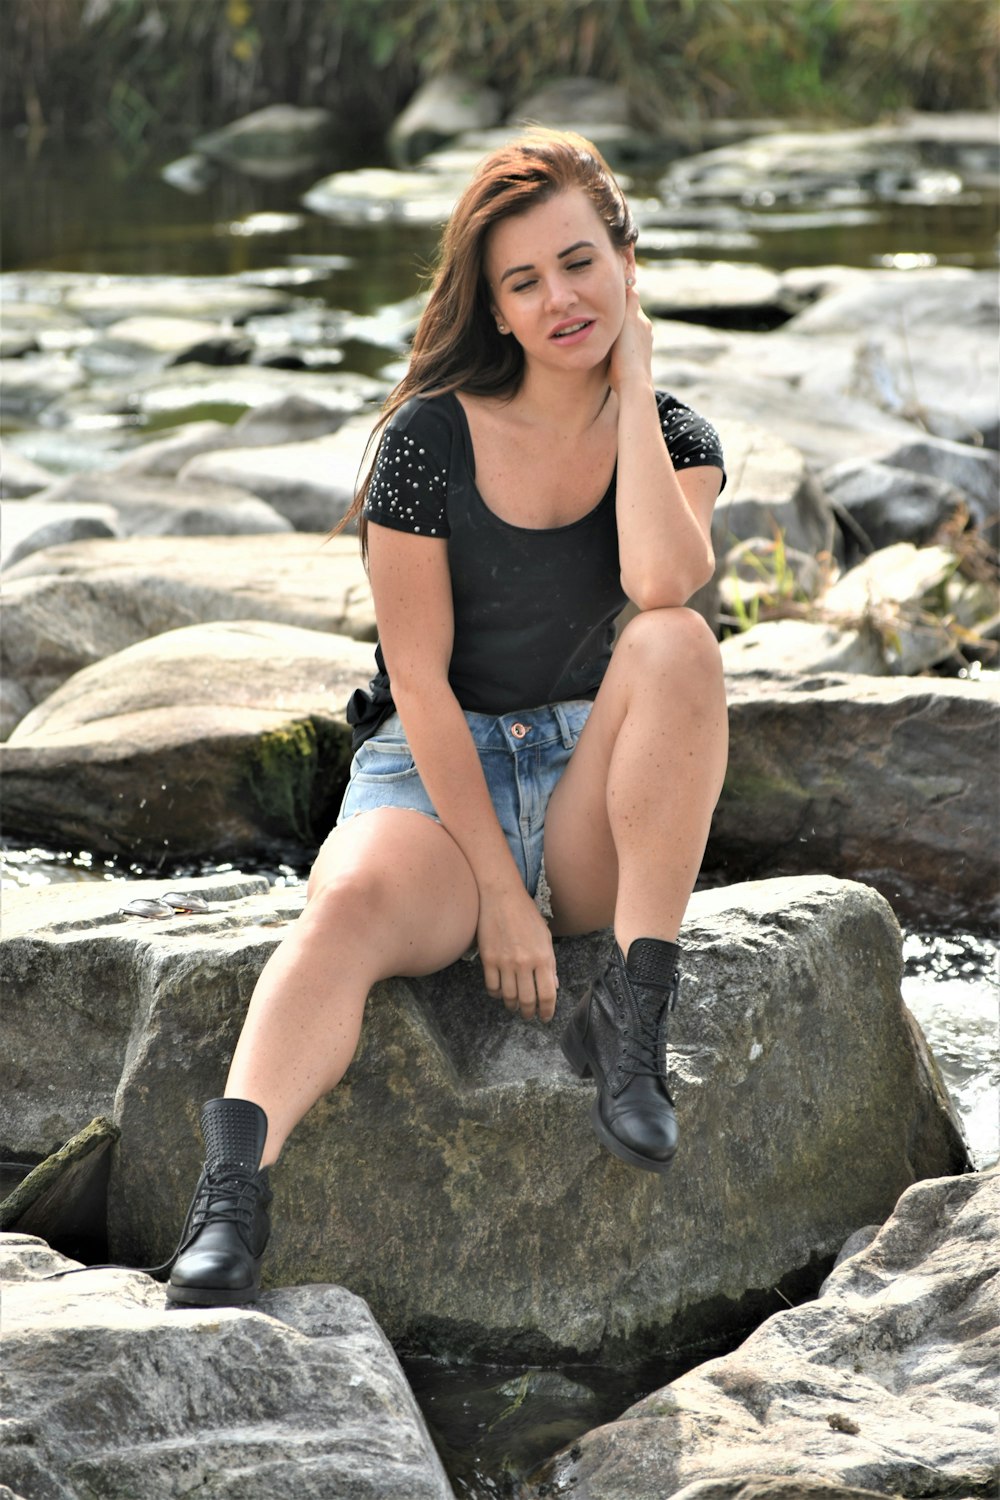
<box><xmin>2</xmin><ymin>0</ymin><xmax>996</xmax><ymax>146</ymax></box>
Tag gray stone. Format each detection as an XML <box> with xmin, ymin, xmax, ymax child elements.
<box><xmin>99</xmin><ymin>361</ymin><xmax>382</xmax><ymax>427</ymax></box>
<box><xmin>26</xmin><ymin>271</ymin><xmax>292</xmax><ymax>328</ymax></box>
<box><xmin>820</xmin><ymin>542</ymin><xmax>960</xmax><ymax>674</ymax></box>
<box><xmin>178</xmin><ymin>414</ymin><xmax>376</xmax><ymax>530</ymax></box>
<box><xmin>302</xmin><ymin>165</ymin><xmax>467</xmax><ymax>227</ymax></box>
<box><xmin>27</xmin><ymin>472</ymin><xmax>292</xmax><ymax>540</ymax></box>
<box><xmin>721</xmin><ymin>620</ymin><xmax>887</xmax><ymax>678</ymax></box>
<box><xmin>0</xmin><ymin>620</ymin><xmax>373</xmax><ymax>862</ymax></box>
<box><xmin>390</xmin><ymin>73</ymin><xmax>502</xmax><ymax>165</ymax></box>
<box><xmin>821</xmin><ymin>458</ymin><xmax>968</xmax><ymax>552</ymax></box>
<box><xmin>668</xmin><ymin>1481</ymin><xmax>891</xmax><ymax>1500</ymax></box>
<box><xmin>0</xmin><ymin>352</ymin><xmax>84</xmax><ymax>419</ymax></box>
<box><xmin>195</xmin><ymin>104</ymin><xmax>335</xmax><ymax>171</ymax></box>
<box><xmin>712</xmin><ymin>418</ymin><xmax>837</xmax><ymax>559</ymax></box>
<box><xmin>513</xmin><ymin>77</ymin><xmax>631</xmax><ymax>128</ymax></box>
<box><xmin>878</xmin><ymin>435</ymin><xmax>1000</xmax><ymax>530</ymax></box>
<box><xmin>107</xmin><ymin>419</ymin><xmax>235</xmax><ymax>478</ymax></box>
<box><xmin>0</xmin><ymin>679</ymin><xmax>33</xmax><ymax>743</ymax></box>
<box><xmin>0</xmin><ymin>447</ymin><xmax>57</xmax><ymax>498</ymax></box>
<box><xmin>639</xmin><ymin>261</ymin><xmax>791</xmax><ymax>324</ymax></box>
<box><xmin>77</xmin><ymin>314</ymin><xmax>251</xmax><ymax>378</ymax></box>
<box><xmin>531</xmin><ymin>1168</ymin><xmax>998</xmax><ymax>1499</ymax></box>
<box><xmin>714</xmin><ymin>671</ymin><xmax>1000</xmax><ymax>926</ymax></box>
<box><xmin>0</xmin><ymin>1116</ymin><xmax>118</xmax><ymax>1248</ymax></box>
<box><xmin>3</xmin><ymin>873</ymin><xmax>968</xmax><ymax>1360</ymax></box>
<box><xmin>1</xmin><ymin>533</ymin><xmax>374</xmax><ymax>719</ymax></box>
<box><xmin>1</xmin><ymin>501</ymin><xmax>119</xmax><ymax>570</ymax></box>
<box><xmin>160</xmin><ymin>151</ymin><xmax>216</xmax><ymax>193</ymax></box>
<box><xmin>0</xmin><ymin>1232</ymin><xmax>452</xmax><ymax>1500</ymax></box>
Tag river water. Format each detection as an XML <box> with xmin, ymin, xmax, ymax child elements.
<box><xmin>2</xmin><ymin>125</ymin><xmax>997</xmax><ymax>1496</ymax></box>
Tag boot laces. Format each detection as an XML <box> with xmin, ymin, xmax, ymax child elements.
<box><xmin>619</xmin><ymin>971</ymin><xmax>678</xmax><ymax>1082</ymax></box>
<box><xmin>41</xmin><ymin>1164</ymin><xmax>267</xmax><ymax>1284</ymax></box>
<box><xmin>187</xmin><ymin>1164</ymin><xmax>265</xmax><ymax>1240</ymax></box>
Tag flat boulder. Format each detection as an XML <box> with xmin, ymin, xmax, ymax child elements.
<box><xmin>1</xmin><ymin>534</ymin><xmax>373</xmax><ymax>723</ymax></box>
<box><xmin>0</xmin><ymin>619</ymin><xmax>374</xmax><ymax>861</ymax></box>
<box><xmin>28</xmin><ymin>471</ymin><xmax>292</xmax><ymax>538</ymax></box>
<box><xmin>389</xmin><ymin>73</ymin><xmax>502</xmax><ymax>165</ymax></box>
<box><xmin>0</xmin><ymin>1231</ymin><xmax>452</xmax><ymax>1500</ymax></box>
<box><xmin>530</xmin><ymin>1168</ymin><xmax>998</xmax><ymax>1499</ymax></box>
<box><xmin>2</xmin><ymin>873</ymin><xmax>967</xmax><ymax>1360</ymax></box>
<box><xmin>714</xmin><ymin>671</ymin><xmax>1000</xmax><ymax>926</ymax></box>
<box><xmin>178</xmin><ymin>413</ymin><xmax>375</xmax><ymax>530</ymax></box>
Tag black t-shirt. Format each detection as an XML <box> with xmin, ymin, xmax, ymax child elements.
<box><xmin>347</xmin><ymin>390</ymin><xmax>725</xmax><ymax>747</ymax></box>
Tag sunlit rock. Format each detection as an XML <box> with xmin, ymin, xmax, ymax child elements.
<box><xmin>530</xmin><ymin>1168</ymin><xmax>998</xmax><ymax>1499</ymax></box>
<box><xmin>0</xmin><ymin>1232</ymin><xmax>452</xmax><ymax>1499</ymax></box>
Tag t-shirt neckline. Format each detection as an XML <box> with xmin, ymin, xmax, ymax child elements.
<box><xmin>447</xmin><ymin>391</ymin><xmax>616</xmax><ymax>536</ymax></box>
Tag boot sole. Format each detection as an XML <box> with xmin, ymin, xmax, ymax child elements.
<box><xmin>166</xmin><ymin>1279</ymin><xmax>261</xmax><ymax>1308</ymax></box>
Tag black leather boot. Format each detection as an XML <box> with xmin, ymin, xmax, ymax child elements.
<box><xmin>166</xmin><ymin>1097</ymin><xmax>272</xmax><ymax>1307</ymax></box>
<box><xmin>560</xmin><ymin>938</ymin><xmax>680</xmax><ymax>1174</ymax></box>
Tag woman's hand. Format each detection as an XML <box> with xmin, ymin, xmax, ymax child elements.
<box><xmin>608</xmin><ymin>282</ymin><xmax>654</xmax><ymax>395</ymax></box>
<box><xmin>477</xmin><ymin>885</ymin><xmax>559</xmax><ymax>1022</ymax></box>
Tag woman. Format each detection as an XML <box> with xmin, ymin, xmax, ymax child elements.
<box><xmin>166</xmin><ymin>129</ymin><xmax>728</xmax><ymax>1308</ymax></box>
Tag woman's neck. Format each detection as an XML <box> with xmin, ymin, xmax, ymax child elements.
<box><xmin>511</xmin><ymin>361</ymin><xmax>614</xmax><ymax>433</ymax></box>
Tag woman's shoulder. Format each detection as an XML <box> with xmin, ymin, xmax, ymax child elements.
<box><xmin>384</xmin><ymin>390</ymin><xmax>461</xmax><ymax>445</ymax></box>
<box><xmin>653</xmin><ymin>389</ymin><xmax>726</xmax><ymax>484</ymax></box>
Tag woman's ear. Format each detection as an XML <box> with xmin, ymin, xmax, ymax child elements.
<box><xmin>622</xmin><ymin>245</ymin><xmax>637</xmax><ymax>284</ymax></box>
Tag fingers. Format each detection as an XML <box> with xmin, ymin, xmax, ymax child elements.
<box><xmin>483</xmin><ymin>958</ymin><xmax>559</xmax><ymax>1022</ymax></box>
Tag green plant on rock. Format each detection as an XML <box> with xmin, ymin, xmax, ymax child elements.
<box><xmin>243</xmin><ymin>717</ymin><xmax>351</xmax><ymax>847</ymax></box>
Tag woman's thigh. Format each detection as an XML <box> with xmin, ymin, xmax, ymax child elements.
<box><xmin>542</xmin><ymin>679</ymin><xmax>625</xmax><ymax>937</ymax></box>
<box><xmin>308</xmin><ymin>807</ymin><xmax>480</xmax><ymax>978</ymax></box>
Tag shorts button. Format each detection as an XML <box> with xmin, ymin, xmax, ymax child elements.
<box><xmin>510</xmin><ymin>721</ymin><xmax>529</xmax><ymax>740</ymax></box>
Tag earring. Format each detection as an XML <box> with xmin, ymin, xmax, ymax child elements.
<box><xmin>625</xmin><ymin>276</ymin><xmax>634</xmax><ymax>287</ymax></box>
<box><xmin>497</xmin><ymin>322</ymin><xmax>508</xmax><ymax>333</ymax></box>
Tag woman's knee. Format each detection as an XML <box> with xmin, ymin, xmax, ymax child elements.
<box><xmin>617</xmin><ymin>605</ymin><xmax>723</xmax><ymax>682</ymax></box>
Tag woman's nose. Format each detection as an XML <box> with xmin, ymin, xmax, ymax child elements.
<box><xmin>543</xmin><ymin>275</ymin><xmax>577</xmax><ymax>312</ymax></box>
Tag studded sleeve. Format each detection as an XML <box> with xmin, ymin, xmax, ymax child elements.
<box><xmin>363</xmin><ymin>396</ymin><xmax>452</xmax><ymax>538</ymax></box>
<box><xmin>656</xmin><ymin>392</ymin><xmax>726</xmax><ymax>493</ymax></box>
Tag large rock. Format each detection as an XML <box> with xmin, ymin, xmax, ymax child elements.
<box><xmin>820</xmin><ymin>458</ymin><xmax>969</xmax><ymax>553</ymax></box>
<box><xmin>0</xmin><ymin>620</ymin><xmax>373</xmax><ymax>861</ymax></box>
<box><xmin>0</xmin><ymin>1232</ymin><xmax>453</xmax><ymax>1500</ymax></box>
<box><xmin>529</xmin><ymin>1168</ymin><xmax>998</xmax><ymax>1499</ymax></box>
<box><xmin>711</xmin><ymin>418</ymin><xmax>837</xmax><ymax>559</ymax></box>
<box><xmin>0</xmin><ymin>446</ymin><xmax>57</xmax><ymax>498</ymax></box>
<box><xmin>389</xmin><ymin>73</ymin><xmax>502</xmax><ymax>165</ymax></box>
<box><xmin>195</xmin><ymin>104</ymin><xmax>335</xmax><ymax>179</ymax></box>
<box><xmin>27</xmin><ymin>471</ymin><xmax>292</xmax><ymax>539</ymax></box>
<box><xmin>0</xmin><ymin>874</ymin><xmax>969</xmax><ymax>1361</ymax></box>
<box><xmin>713</xmin><ymin>672</ymin><xmax>1000</xmax><ymax>926</ymax></box>
<box><xmin>1</xmin><ymin>500</ymin><xmax>118</xmax><ymax>571</ymax></box>
<box><xmin>178</xmin><ymin>414</ymin><xmax>375</xmax><ymax>530</ymax></box>
<box><xmin>1</xmin><ymin>269</ymin><xmax>293</xmax><ymax>327</ymax></box>
<box><xmin>1</xmin><ymin>534</ymin><xmax>374</xmax><ymax>723</ymax></box>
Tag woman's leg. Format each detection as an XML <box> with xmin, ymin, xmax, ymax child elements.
<box><xmin>167</xmin><ymin>809</ymin><xmax>480</xmax><ymax>1305</ymax></box>
<box><xmin>226</xmin><ymin>807</ymin><xmax>481</xmax><ymax>1165</ymax></box>
<box><xmin>541</xmin><ymin>607</ymin><xmax>727</xmax><ymax>1174</ymax></box>
<box><xmin>543</xmin><ymin>606</ymin><xmax>728</xmax><ymax>945</ymax></box>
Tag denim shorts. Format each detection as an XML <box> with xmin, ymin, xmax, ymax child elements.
<box><xmin>337</xmin><ymin>701</ymin><xmax>593</xmax><ymax>898</ymax></box>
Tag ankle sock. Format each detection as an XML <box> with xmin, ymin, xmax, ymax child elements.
<box><xmin>624</xmin><ymin>937</ymin><xmax>680</xmax><ymax>988</ymax></box>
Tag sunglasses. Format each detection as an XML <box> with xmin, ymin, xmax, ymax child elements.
<box><xmin>118</xmin><ymin>891</ymin><xmax>212</xmax><ymax>919</ymax></box>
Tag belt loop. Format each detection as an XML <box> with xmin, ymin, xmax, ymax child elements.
<box><xmin>553</xmin><ymin>703</ymin><xmax>576</xmax><ymax>750</ymax></box>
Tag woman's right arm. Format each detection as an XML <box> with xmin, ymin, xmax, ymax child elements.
<box><xmin>366</xmin><ymin>522</ymin><xmax>559</xmax><ymax>1020</ymax></box>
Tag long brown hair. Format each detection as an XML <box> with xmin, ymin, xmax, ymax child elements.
<box><xmin>338</xmin><ymin>129</ymin><xmax>638</xmax><ymax>557</ymax></box>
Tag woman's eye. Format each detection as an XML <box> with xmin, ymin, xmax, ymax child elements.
<box><xmin>568</xmin><ymin>259</ymin><xmax>592</xmax><ymax>271</ymax></box>
<box><xmin>512</xmin><ymin>279</ymin><xmax>537</xmax><ymax>293</ymax></box>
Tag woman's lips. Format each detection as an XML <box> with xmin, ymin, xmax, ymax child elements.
<box><xmin>549</xmin><ymin>318</ymin><xmax>595</xmax><ymax>343</ymax></box>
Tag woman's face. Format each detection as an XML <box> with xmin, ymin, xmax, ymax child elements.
<box><xmin>484</xmin><ymin>188</ymin><xmax>635</xmax><ymax>376</ymax></box>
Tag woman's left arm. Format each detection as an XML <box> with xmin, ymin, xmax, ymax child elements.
<box><xmin>611</xmin><ymin>287</ymin><xmax>723</xmax><ymax>609</ymax></box>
